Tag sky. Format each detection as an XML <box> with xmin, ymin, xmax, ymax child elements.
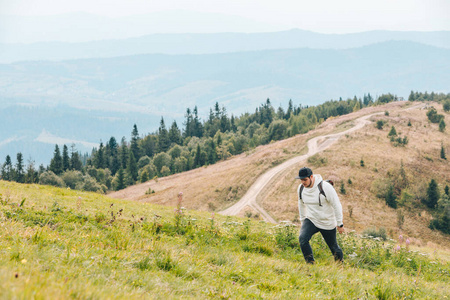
<box><xmin>1</xmin><ymin>0</ymin><xmax>449</xmax><ymax>34</ymax></box>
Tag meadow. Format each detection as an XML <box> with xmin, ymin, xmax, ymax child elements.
<box><xmin>1</xmin><ymin>180</ymin><xmax>449</xmax><ymax>299</ymax></box>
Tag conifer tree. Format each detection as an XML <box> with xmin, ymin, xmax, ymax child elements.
<box><xmin>119</xmin><ymin>137</ymin><xmax>128</xmax><ymax>169</ymax></box>
<box><xmin>126</xmin><ymin>151</ymin><xmax>138</xmax><ymax>183</ymax></box>
<box><xmin>194</xmin><ymin>144</ymin><xmax>202</xmax><ymax>168</ymax></box>
<box><xmin>169</xmin><ymin>120</ymin><xmax>182</xmax><ymax>145</ymax></box>
<box><xmin>2</xmin><ymin>155</ymin><xmax>13</xmax><ymax>181</ymax></box>
<box><xmin>425</xmin><ymin>179</ymin><xmax>440</xmax><ymax>209</ymax></box>
<box><xmin>50</xmin><ymin>145</ymin><xmax>63</xmax><ymax>175</ymax></box>
<box><xmin>439</xmin><ymin>119</ymin><xmax>446</xmax><ymax>132</ymax></box>
<box><xmin>115</xmin><ymin>168</ymin><xmax>126</xmax><ymax>191</ymax></box>
<box><xmin>25</xmin><ymin>159</ymin><xmax>38</xmax><ymax>184</ymax></box>
<box><xmin>70</xmin><ymin>148</ymin><xmax>83</xmax><ymax>171</ymax></box>
<box><xmin>158</xmin><ymin>117</ymin><xmax>171</xmax><ymax>152</ymax></box>
<box><xmin>193</xmin><ymin>106</ymin><xmax>204</xmax><ymax>137</ymax></box>
<box><xmin>130</xmin><ymin>124</ymin><xmax>141</xmax><ymax>161</ymax></box>
<box><xmin>388</xmin><ymin>126</ymin><xmax>397</xmax><ymax>137</ymax></box>
<box><xmin>385</xmin><ymin>184</ymin><xmax>397</xmax><ymax>209</ymax></box>
<box><xmin>15</xmin><ymin>152</ymin><xmax>24</xmax><ymax>183</ymax></box>
<box><xmin>110</xmin><ymin>154</ymin><xmax>121</xmax><ymax>176</ymax></box>
<box><xmin>441</xmin><ymin>143</ymin><xmax>447</xmax><ymax>160</ymax></box>
<box><xmin>62</xmin><ymin>145</ymin><xmax>70</xmax><ymax>171</ymax></box>
<box><xmin>95</xmin><ymin>142</ymin><xmax>105</xmax><ymax>169</ymax></box>
<box><xmin>183</xmin><ymin>108</ymin><xmax>193</xmax><ymax>138</ymax></box>
<box><xmin>285</xmin><ymin>99</ymin><xmax>293</xmax><ymax>119</ymax></box>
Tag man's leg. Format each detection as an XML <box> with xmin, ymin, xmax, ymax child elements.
<box><xmin>320</xmin><ymin>228</ymin><xmax>343</xmax><ymax>262</ymax></box>
<box><xmin>299</xmin><ymin>219</ymin><xmax>319</xmax><ymax>264</ymax></box>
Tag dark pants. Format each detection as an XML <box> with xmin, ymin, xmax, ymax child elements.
<box><xmin>299</xmin><ymin>218</ymin><xmax>343</xmax><ymax>263</ymax></box>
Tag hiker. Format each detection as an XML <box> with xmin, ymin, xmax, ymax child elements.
<box><xmin>296</xmin><ymin>167</ymin><xmax>344</xmax><ymax>264</ymax></box>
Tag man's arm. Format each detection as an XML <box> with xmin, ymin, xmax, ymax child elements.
<box><xmin>297</xmin><ymin>185</ymin><xmax>306</xmax><ymax>223</ymax></box>
<box><xmin>324</xmin><ymin>182</ymin><xmax>344</xmax><ymax>230</ymax></box>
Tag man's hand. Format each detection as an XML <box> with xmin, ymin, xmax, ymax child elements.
<box><xmin>337</xmin><ymin>226</ymin><xmax>345</xmax><ymax>234</ymax></box>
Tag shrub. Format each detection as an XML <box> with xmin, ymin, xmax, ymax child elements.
<box><xmin>76</xmin><ymin>175</ymin><xmax>105</xmax><ymax>193</ymax></box>
<box><xmin>426</xmin><ymin>108</ymin><xmax>444</xmax><ymax>123</ymax></box>
<box><xmin>376</xmin><ymin>120</ymin><xmax>385</xmax><ymax>130</ymax></box>
<box><xmin>307</xmin><ymin>154</ymin><xmax>328</xmax><ymax>167</ymax></box>
<box><xmin>61</xmin><ymin>170</ymin><xmax>83</xmax><ymax>189</ymax></box>
<box><xmin>362</xmin><ymin>227</ymin><xmax>387</xmax><ymax>240</ymax></box>
<box><xmin>39</xmin><ymin>171</ymin><xmax>65</xmax><ymax>187</ymax></box>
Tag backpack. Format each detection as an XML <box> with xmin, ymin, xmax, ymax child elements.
<box><xmin>299</xmin><ymin>180</ymin><xmax>334</xmax><ymax>206</ymax></box>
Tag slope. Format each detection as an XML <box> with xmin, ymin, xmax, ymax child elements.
<box><xmin>1</xmin><ymin>180</ymin><xmax>449</xmax><ymax>299</ymax></box>
<box><xmin>110</xmin><ymin>101</ymin><xmax>450</xmax><ymax>249</ymax></box>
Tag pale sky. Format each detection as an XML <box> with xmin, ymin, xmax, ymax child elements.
<box><xmin>1</xmin><ymin>0</ymin><xmax>449</xmax><ymax>34</ymax></box>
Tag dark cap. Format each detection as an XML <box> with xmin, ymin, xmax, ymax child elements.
<box><xmin>295</xmin><ymin>167</ymin><xmax>312</xmax><ymax>179</ymax></box>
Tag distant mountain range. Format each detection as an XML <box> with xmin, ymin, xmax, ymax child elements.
<box><xmin>1</xmin><ymin>40</ymin><xmax>449</xmax><ymax>165</ymax></box>
<box><xmin>1</xmin><ymin>29</ymin><xmax>449</xmax><ymax>63</ymax></box>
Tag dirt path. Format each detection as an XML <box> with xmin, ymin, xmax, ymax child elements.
<box><xmin>218</xmin><ymin>112</ymin><xmax>383</xmax><ymax>223</ymax></box>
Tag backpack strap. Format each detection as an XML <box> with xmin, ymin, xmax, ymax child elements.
<box><xmin>299</xmin><ymin>181</ymin><xmax>326</xmax><ymax>206</ymax></box>
<box><xmin>317</xmin><ymin>181</ymin><xmax>326</xmax><ymax>206</ymax></box>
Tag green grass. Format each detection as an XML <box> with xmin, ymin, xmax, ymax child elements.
<box><xmin>1</xmin><ymin>181</ymin><xmax>449</xmax><ymax>299</ymax></box>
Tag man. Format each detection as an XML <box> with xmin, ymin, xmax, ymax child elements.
<box><xmin>296</xmin><ymin>167</ymin><xmax>344</xmax><ymax>263</ymax></box>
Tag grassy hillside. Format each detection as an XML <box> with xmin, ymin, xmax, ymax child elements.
<box><xmin>1</xmin><ymin>180</ymin><xmax>449</xmax><ymax>299</ymax></box>
<box><xmin>113</xmin><ymin>101</ymin><xmax>450</xmax><ymax>249</ymax></box>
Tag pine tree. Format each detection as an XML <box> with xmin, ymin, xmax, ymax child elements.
<box><xmin>95</xmin><ymin>142</ymin><xmax>105</xmax><ymax>169</ymax></box>
<box><xmin>194</xmin><ymin>144</ymin><xmax>202</xmax><ymax>168</ymax></box>
<box><xmin>168</xmin><ymin>121</ymin><xmax>182</xmax><ymax>145</ymax></box>
<box><xmin>119</xmin><ymin>137</ymin><xmax>128</xmax><ymax>169</ymax></box>
<box><xmin>49</xmin><ymin>145</ymin><xmax>63</xmax><ymax>175</ymax></box>
<box><xmin>285</xmin><ymin>99</ymin><xmax>293</xmax><ymax>119</ymax></box>
<box><xmin>385</xmin><ymin>184</ymin><xmax>397</xmax><ymax>209</ymax></box>
<box><xmin>70</xmin><ymin>151</ymin><xmax>83</xmax><ymax>171</ymax></box>
<box><xmin>193</xmin><ymin>106</ymin><xmax>204</xmax><ymax>137</ymax></box>
<box><xmin>110</xmin><ymin>154</ymin><xmax>121</xmax><ymax>176</ymax></box>
<box><xmin>2</xmin><ymin>155</ymin><xmax>13</xmax><ymax>181</ymax></box>
<box><xmin>183</xmin><ymin>108</ymin><xmax>195</xmax><ymax>138</ymax></box>
<box><xmin>62</xmin><ymin>145</ymin><xmax>70</xmax><ymax>171</ymax></box>
<box><xmin>439</xmin><ymin>119</ymin><xmax>446</xmax><ymax>132</ymax></box>
<box><xmin>15</xmin><ymin>152</ymin><xmax>24</xmax><ymax>183</ymax></box>
<box><xmin>388</xmin><ymin>126</ymin><xmax>397</xmax><ymax>137</ymax></box>
<box><xmin>115</xmin><ymin>168</ymin><xmax>126</xmax><ymax>191</ymax></box>
<box><xmin>425</xmin><ymin>179</ymin><xmax>440</xmax><ymax>209</ymax></box>
<box><xmin>24</xmin><ymin>159</ymin><xmax>38</xmax><ymax>184</ymax></box>
<box><xmin>130</xmin><ymin>124</ymin><xmax>141</xmax><ymax>161</ymax></box>
<box><xmin>441</xmin><ymin>143</ymin><xmax>447</xmax><ymax>160</ymax></box>
<box><xmin>158</xmin><ymin>117</ymin><xmax>171</xmax><ymax>152</ymax></box>
<box><xmin>126</xmin><ymin>151</ymin><xmax>138</xmax><ymax>183</ymax></box>
<box><xmin>340</xmin><ymin>182</ymin><xmax>346</xmax><ymax>195</ymax></box>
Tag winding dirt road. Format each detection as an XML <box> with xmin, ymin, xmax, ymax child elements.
<box><xmin>218</xmin><ymin>112</ymin><xmax>383</xmax><ymax>223</ymax></box>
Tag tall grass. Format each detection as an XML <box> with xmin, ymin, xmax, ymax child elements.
<box><xmin>1</xmin><ymin>180</ymin><xmax>449</xmax><ymax>299</ymax></box>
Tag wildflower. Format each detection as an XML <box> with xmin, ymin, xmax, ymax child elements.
<box><xmin>399</xmin><ymin>234</ymin><xmax>403</xmax><ymax>242</ymax></box>
<box><xmin>396</xmin><ymin>245</ymin><xmax>401</xmax><ymax>251</ymax></box>
<box><xmin>21</xmin><ymin>259</ymin><xmax>27</xmax><ymax>264</ymax></box>
<box><xmin>406</xmin><ymin>238</ymin><xmax>410</xmax><ymax>245</ymax></box>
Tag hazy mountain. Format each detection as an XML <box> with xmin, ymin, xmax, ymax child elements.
<box><xmin>0</xmin><ymin>41</ymin><xmax>448</xmax><ymax>165</ymax></box>
<box><xmin>0</xmin><ymin>11</ymin><xmax>282</xmax><ymax>44</ymax></box>
<box><xmin>1</xmin><ymin>29</ymin><xmax>449</xmax><ymax>63</ymax></box>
